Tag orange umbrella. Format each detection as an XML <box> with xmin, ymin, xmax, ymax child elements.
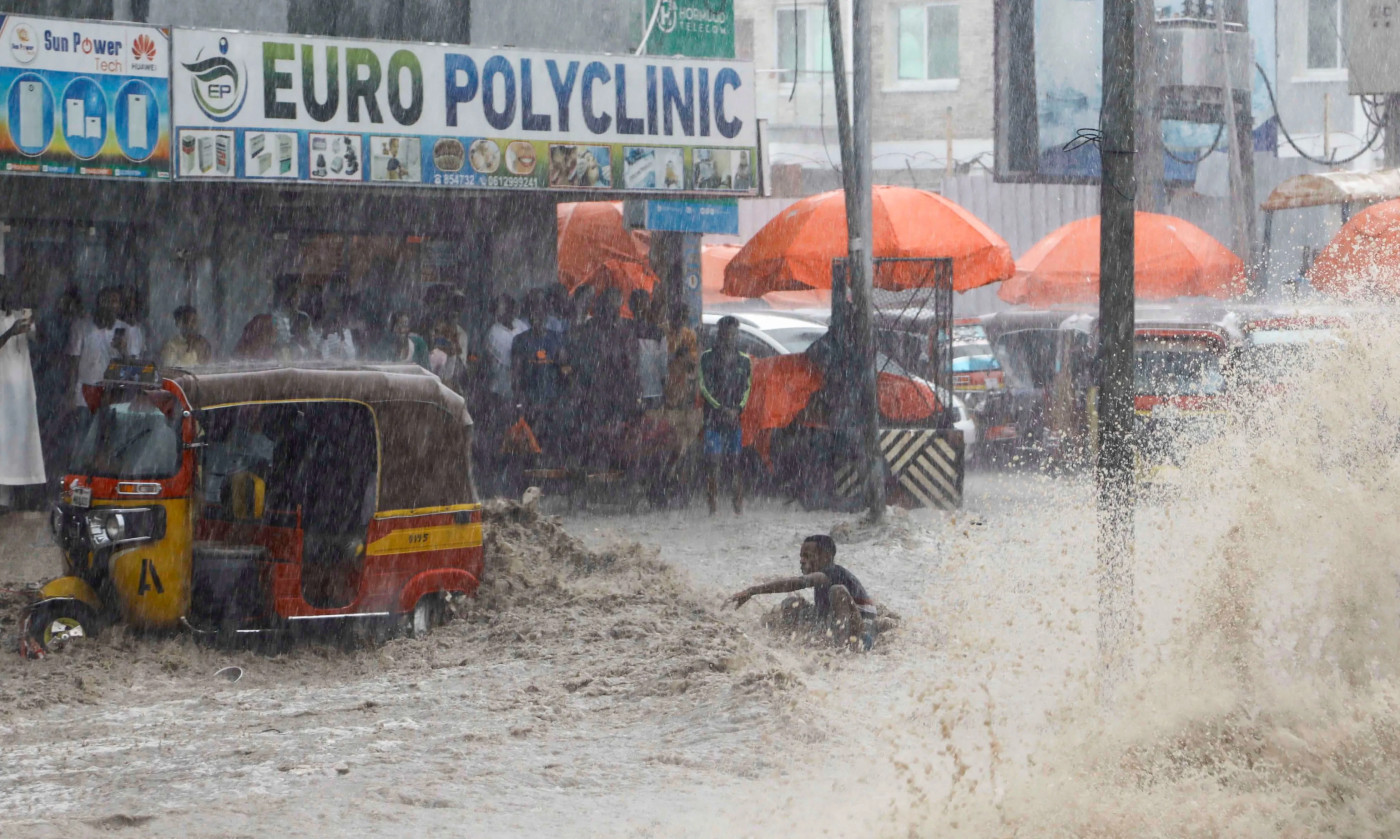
<box><xmin>999</xmin><ymin>212</ymin><xmax>1245</xmax><ymax>306</ymax></box>
<box><xmin>738</xmin><ymin>354</ymin><xmax>941</xmax><ymax>462</ymax></box>
<box><xmin>1307</xmin><ymin>199</ymin><xmax>1400</xmax><ymax>298</ymax></box>
<box><xmin>722</xmin><ymin>186</ymin><xmax>1015</xmax><ymax>297</ymax></box>
<box><xmin>704</xmin><ymin>244</ymin><xmax>830</xmax><ymax>310</ymax></box>
<box><xmin>557</xmin><ymin>202</ymin><xmax>650</xmax><ymax>292</ymax></box>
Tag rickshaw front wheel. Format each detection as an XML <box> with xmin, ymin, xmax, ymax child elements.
<box><xmin>408</xmin><ymin>594</ymin><xmax>446</xmax><ymax>639</ymax></box>
<box><xmin>28</xmin><ymin>600</ymin><xmax>101</xmax><ymax>652</ymax></box>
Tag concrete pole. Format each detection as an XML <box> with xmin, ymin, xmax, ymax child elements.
<box><xmin>826</xmin><ymin>0</ymin><xmax>884</xmax><ymax>520</ymax></box>
<box><xmin>1134</xmin><ymin>0</ymin><xmax>1164</xmax><ymax>213</ymax></box>
<box><xmin>851</xmin><ymin>0</ymin><xmax>882</xmax><ymax>520</ymax></box>
<box><xmin>1213</xmin><ymin>0</ymin><xmax>1248</xmax><ymax>266</ymax></box>
<box><xmin>1098</xmin><ymin>0</ymin><xmax>1137</xmax><ymax>691</ymax></box>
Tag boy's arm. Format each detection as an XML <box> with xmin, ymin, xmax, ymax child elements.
<box><xmin>729</xmin><ymin>572</ymin><xmax>828</xmax><ymax>608</ymax></box>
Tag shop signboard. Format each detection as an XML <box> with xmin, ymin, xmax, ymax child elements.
<box><xmin>0</xmin><ymin>14</ymin><xmax>171</xmax><ymax>180</ymax></box>
<box><xmin>170</xmin><ymin>28</ymin><xmax>757</xmax><ymax>194</ymax></box>
<box><xmin>642</xmin><ymin>0</ymin><xmax>736</xmax><ymax>59</ymax></box>
<box><xmin>644</xmin><ymin>197</ymin><xmax>738</xmax><ymax>234</ymax></box>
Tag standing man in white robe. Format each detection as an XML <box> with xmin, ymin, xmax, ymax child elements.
<box><xmin>0</xmin><ymin>276</ymin><xmax>45</xmax><ymax>512</ymax></box>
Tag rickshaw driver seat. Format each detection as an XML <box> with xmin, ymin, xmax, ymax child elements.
<box><xmin>296</xmin><ymin>410</ymin><xmax>378</xmax><ymax>609</ymax></box>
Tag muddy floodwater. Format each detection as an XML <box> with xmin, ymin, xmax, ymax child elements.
<box><xmin>5</xmin><ymin>322</ymin><xmax>1400</xmax><ymax>837</ymax></box>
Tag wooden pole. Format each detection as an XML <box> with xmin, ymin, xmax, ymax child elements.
<box><xmin>1098</xmin><ymin>0</ymin><xmax>1137</xmax><ymax>691</ymax></box>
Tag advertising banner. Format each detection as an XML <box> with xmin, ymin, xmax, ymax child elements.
<box><xmin>641</xmin><ymin>0</ymin><xmax>736</xmax><ymax>59</ymax></box>
<box><xmin>171</xmin><ymin>28</ymin><xmax>757</xmax><ymax>194</ymax></box>
<box><xmin>0</xmin><ymin>14</ymin><xmax>170</xmax><ymax>180</ymax></box>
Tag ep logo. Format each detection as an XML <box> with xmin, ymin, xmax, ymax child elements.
<box><xmin>182</xmin><ymin>36</ymin><xmax>247</xmax><ymax>122</ymax></box>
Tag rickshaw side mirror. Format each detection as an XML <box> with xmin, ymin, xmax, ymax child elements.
<box><xmin>228</xmin><ymin>471</ymin><xmax>267</xmax><ymax>521</ymax></box>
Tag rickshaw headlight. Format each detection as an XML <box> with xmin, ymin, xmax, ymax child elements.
<box><xmin>104</xmin><ymin>514</ymin><xmax>126</xmax><ymax>543</ymax></box>
<box><xmin>85</xmin><ymin>508</ymin><xmax>164</xmax><ymax>547</ymax></box>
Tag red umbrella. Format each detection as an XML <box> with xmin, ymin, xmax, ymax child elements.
<box><xmin>722</xmin><ymin>186</ymin><xmax>1015</xmax><ymax>297</ymax></box>
<box><xmin>999</xmin><ymin>212</ymin><xmax>1245</xmax><ymax>305</ymax></box>
<box><xmin>1307</xmin><ymin>199</ymin><xmax>1400</xmax><ymax>297</ymax></box>
<box><xmin>557</xmin><ymin>202</ymin><xmax>650</xmax><ymax>292</ymax></box>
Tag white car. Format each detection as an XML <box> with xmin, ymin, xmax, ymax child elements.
<box><xmin>698</xmin><ymin>311</ymin><xmax>828</xmax><ymax>357</ymax></box>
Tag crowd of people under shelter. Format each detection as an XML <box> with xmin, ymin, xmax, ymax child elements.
<box><xmin>0</xmin><ymin>274</ymin><xmax>754</xmax><ymax>516</ymax></box>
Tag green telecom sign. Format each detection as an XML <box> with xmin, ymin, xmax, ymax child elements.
<box><xmin>642</xmin><ymin>0</ymin><xmax>735</xmax><ymax>59</ymax></box>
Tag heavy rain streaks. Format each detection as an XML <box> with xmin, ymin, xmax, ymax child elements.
<box><xmin>4</xmin><ymin>0</ymin><xmax>1400</xmax><ymax>837</ymax></box>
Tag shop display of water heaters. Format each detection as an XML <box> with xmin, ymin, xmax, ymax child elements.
<box><xmin>277</xmin><ymin>134</ymin><xmax>293</xmax><ymax>174</ymax></box>
<box><xmin>215</xmin><ymin>134</ymin><xmax>230</xmax><ymax>173</ymax></box>
<box><xmin>197</xmin><ymin>135</ymin><xmax>213</xmax><ymax>172</ymax></box>
<box><xmin>127</xmin><ymin>93</ymin><xmax>148</xmax><ymax>149</ymax></box>
<box><xmin>64</xmin><ymin>97</ymin><xmax>85</xmax><ymax>139</ymax></box>
<box><xmin>18</xmin><ymin>80</ymin><xmax>45</xmax><ymax>148</ymax></box>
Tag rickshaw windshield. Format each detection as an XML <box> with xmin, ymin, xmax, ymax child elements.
<box><xmin>1135</xmin><ymin>340</ymin><xmax>1226</xmax><ymax>397</ymax></box>
<box><xmin>72</xmin><ymin>387</ymin><xmax>182</xmax><ymax>479</ymax></box>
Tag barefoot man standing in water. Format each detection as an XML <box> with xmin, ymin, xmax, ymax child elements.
<box><xmin>728</xmin><ymin>535</ymin><xmax>878</xmax><ymax>649</ymax></box>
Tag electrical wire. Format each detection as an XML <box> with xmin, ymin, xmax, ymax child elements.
<box><xmin>1256</xmin><ymin>61</ymin><xmax>1383</xmax><ymax>165</ymax></box>
<box><xmin>1161</xmin><ymin>122</ymin><xmax>1225</xmax><ymax>165</ymax></box>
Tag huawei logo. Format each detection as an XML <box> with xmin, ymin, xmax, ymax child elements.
<box><xmin>132</xmin><ymin>33</ymin><xmax>156</xmax><ymax>61</ymax></box>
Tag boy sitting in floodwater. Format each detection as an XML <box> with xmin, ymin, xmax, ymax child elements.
<box><xmin>728</xmin><ymin>535</ymin><xmax>878</xmax><ymax>649</ymax></box>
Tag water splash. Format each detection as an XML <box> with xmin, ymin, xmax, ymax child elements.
<box><xmin>885</xmin><ymin>308</ymin><xmax>1400</xmax><ymax>836</ymax></box>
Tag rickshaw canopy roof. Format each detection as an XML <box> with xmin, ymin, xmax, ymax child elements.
<box><xmin>164</xmin><ymin>363</ymin><xmax>474</xmax><ymax>513</ymax></box>
<box><xmin>165</xmin><ymin>363</ymin><xmax>470</xmax><ymax>424</ymax></box>
<box><xmin>1260</xmin><ymin>169</ymin><xmax>1400</xmax><ymax>212</ymax></box>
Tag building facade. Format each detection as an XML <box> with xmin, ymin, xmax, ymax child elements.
<box><xmin>0</xmin><ymin>0</ymin><xmax>642</xmax><ymax>354</ymax></box>
<box><xmin>735</xmin><ymin>0</ymin><xmax>995</xmax><ymax>193</ymax></box>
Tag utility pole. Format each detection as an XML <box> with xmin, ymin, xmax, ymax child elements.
<box><xmin>1134</xmin><ymin>0</ymin><xmax>1163</xmax><ymax>213</ymax></box>
<box><xmin>1213</xmin><ymin>0</ymin><xmax>1255</xmax><ymax>272</ymax></box>
<box><xmin>1098</xmin><ymin>0</ymin><xmax>1137</xmax><ymax>691</ymax></box>
<box><xmin>1386</xmin><ymin>96</ymin><xmax>1400</xmax><ymax>168</ymax></box>
<box><xmin>826</xmin><ymin>0</ymin><xmax>884</xmax><ymax>520</ymax></box>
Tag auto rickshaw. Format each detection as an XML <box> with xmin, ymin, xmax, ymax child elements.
<box><xmin>24</xmin><ymin>360</ymin><xmax>483</xmax><ymax>653</ymax></box>
<box><xmin>1129</xmin><ymin>309</ymin><xmax>1243</xmax><ymax>483</ymax></box>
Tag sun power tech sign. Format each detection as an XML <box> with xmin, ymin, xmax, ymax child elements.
<box><xmin>170</xmin><ymin>28</ymin><xmax>757</xmax><ymax>194</ymax></box>
<box><xmin>0</xmin><ymin>15</ymin><xmax>170</xmax><ymax>179</ymax></box>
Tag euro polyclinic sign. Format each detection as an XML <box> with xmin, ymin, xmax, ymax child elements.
<box><xmin>171</xmin><ymin>28</ymin><xmax>757</xmax><ymax>194</ymax></box>
<box><xmin>0</xmin><ymin>14</ymin><xmax>171</xmax><ymax>180</ymax></box>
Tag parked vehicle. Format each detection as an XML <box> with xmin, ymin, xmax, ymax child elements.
<box><xmin>951</xmin><ymin>319</ymin><xmax>1005</xmax><ymax>414</ymax></box>
<box><xmin>1231</xmin><ymin>310</ymin><xmax>1347</xmax><ymax>393</ymax></box>
<box><xmin>26</xmin><ymin>361</ymin><xmax>482</xmax><ymax>653</ymax></box>
<box><xmin>977</xmin><ymin>311</ymin><xmax>1095</xmax><ymax>465</ymax></box>
<box><xmin>698</xmin><ymin>311</ymin><xmax>828</xmax><ymax>357</ymax></box>
<box><xmin>1130</xmin><ymin>309</ymin><xmax>1243</xmax><ymax>480</ymax></box>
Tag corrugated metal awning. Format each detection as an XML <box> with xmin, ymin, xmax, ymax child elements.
<box><xmin>1260</xmin><ymin>169</ymin><xmax>1400</xmax><ymax>211</ymax></box>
